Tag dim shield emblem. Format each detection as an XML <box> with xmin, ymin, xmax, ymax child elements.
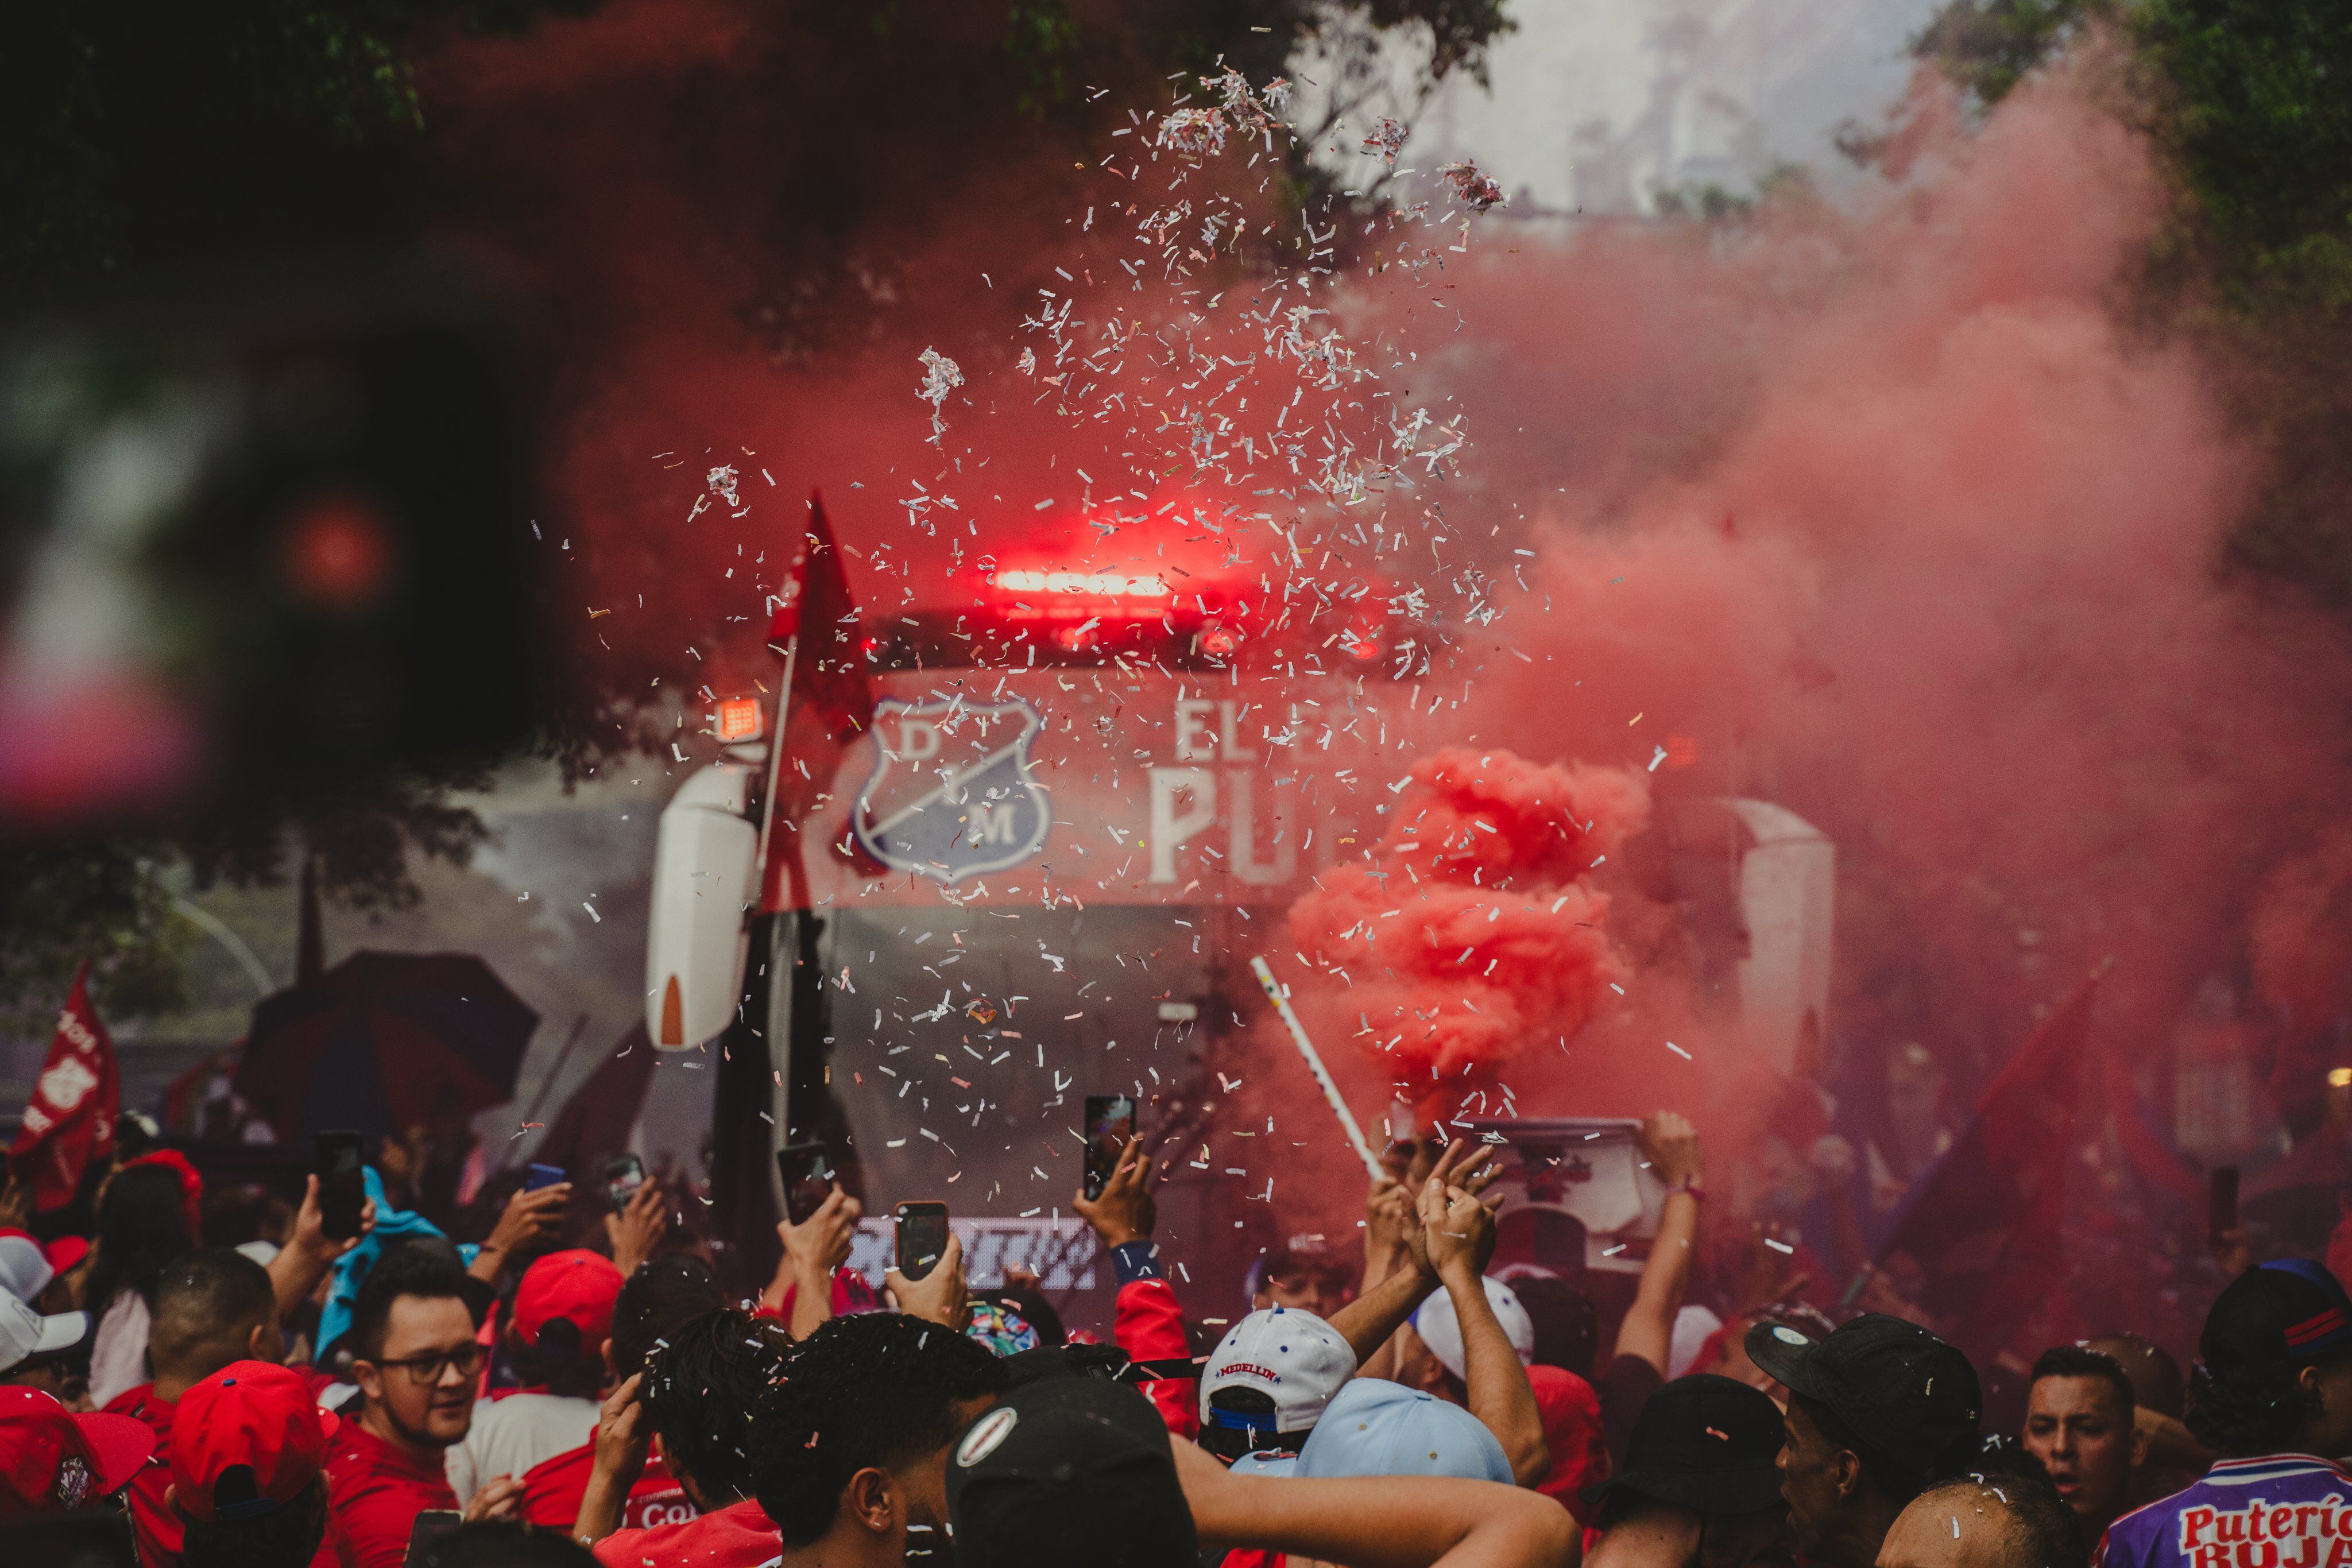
<box><xmin>852</xmin><ymin>698</ymin><xmax>1051</xmax><ymax>882</ymax></box>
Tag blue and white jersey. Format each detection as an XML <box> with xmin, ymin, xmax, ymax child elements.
<box><xmin>2098</xmin><ymin>1456</ymin><xmax>2352</xmax><ymax>1568</ymax></box>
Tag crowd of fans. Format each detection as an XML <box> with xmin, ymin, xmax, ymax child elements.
<box><xmin>1</xmin><ymin>1109</ymin><xmax>2344</xmax><ymax>1568</ymax></box>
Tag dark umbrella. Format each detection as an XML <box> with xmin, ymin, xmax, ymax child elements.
<box><xmin>235</xmin><ymin>951</ymin><xmax>538</xmax><ymax>1141</ymax></box>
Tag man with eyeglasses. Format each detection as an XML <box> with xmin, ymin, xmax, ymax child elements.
<box><xmin>325</xmin><ymin>1246</ymin><xmax>519</xmax><ymax>1567</ymax></box>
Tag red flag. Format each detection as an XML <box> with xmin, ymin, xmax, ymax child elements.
<box><xmin>1869</xmin><ymin>974</ymin><xmax>2100</xmax><ymax>1356</ymax></box>
<box><xmin>759</xmin><ymin>492</ymin><xmax>871</xmax><ymax>910</ymax></box>
<box><xmin>9</xmin><ymin>963</ymin><xmax>121</xmax><ymax>1211</ymax></box>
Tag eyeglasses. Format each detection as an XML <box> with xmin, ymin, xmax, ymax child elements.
<box><xmin>368</xmin><ymin>1343</ymin><xmax>487</xmax><ymax>1385</ymax></box>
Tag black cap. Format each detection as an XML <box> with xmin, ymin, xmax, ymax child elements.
<box><xmin>945</xmin><ymin>1377</ymin><xmax>1197</xmax><ymax>1568</ymax></box>
<box><xmin>1745</xmin><ymin>1312</ymin><xmax>1982</xmax><ymax>1486</ymax></box>
<box><xmin>1581</xmin><ymin>1373</ymin><xmax>1785</xmax><ymax>1515</ymax></box>
<box><xmin>2203</xmin><ymin>1261</ymin><xmax>2352</xmax><ymax>1375</ymax></box>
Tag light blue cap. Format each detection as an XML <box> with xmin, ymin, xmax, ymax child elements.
<box><xmin>1294</xmin><ymin>1377</ymin><xmax>1512</xmax><ymax>1484</ymax></box>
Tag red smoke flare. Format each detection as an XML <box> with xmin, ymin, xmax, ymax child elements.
<box><xmin>1289</xmin><ymin>747</ymin><xmax>1649</xmax><ymax>1087</ymax></box>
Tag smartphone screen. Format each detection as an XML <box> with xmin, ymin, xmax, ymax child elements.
<box><xmin>602</xmin><ymin>1154</ymin><xmax>647</xmax><ymax>1214</ymax></box>
<box><xmin>523</xmin><ymin>1163</ymin><xmax>567</xmax><ymax>1193</ymax></box>
<box><xmin>316</xmin><ymin>1130</ymin><xmax>366</xmax><ymax>1241</ymax></box>
<box><xmin>1083</xmin><ymin>1094</ymin><xmax>1137</xmax><ymax>1201</ymax></box>
<box><xmin>896</xmin><ymin>1201</ymin><xmax>949</xmax><ymax>1281</ymax></box>
<box><xmin>776</xmin><ymin>1143</ymin><xmax>837</xmax><ymax>1226</ymax></box>
<box><xmin>2210</xmin><ymin>1166</ymin><xmax>2240</xmax><ymax>1248</ymax></box>
<box><xmin>404</xmin><ymin>1509</ymin><xmax>462</xmax><ymax>1565</ymax></box>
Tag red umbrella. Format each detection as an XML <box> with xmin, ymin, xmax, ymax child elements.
<box><xmin>235</xmin><ymin>951</ymin><xmax>537</xmax><ymax>1140</ymax></box>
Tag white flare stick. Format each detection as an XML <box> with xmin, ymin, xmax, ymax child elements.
<box><xmin>1250</xmin><ymin>956</ymin><xmax>1383</xmax><ymax>1180</ymax></box>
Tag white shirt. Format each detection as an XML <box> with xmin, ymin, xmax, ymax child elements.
<box><xmin>444</xmin><ymin>1391</ymin><xmax>599</xmax><ymax>1505</ymax></box>
<box><xmin>87</xmin><ymin>1290</ymin><xmax>149</xmax><ymax>1410</ymax></box>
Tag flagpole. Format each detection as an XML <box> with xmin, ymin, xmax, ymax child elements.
<box><xmin>1250</xmin><ymin>956</ymin><xmax>1383</xmax><ymax>1180</ymax></box>
<box><xmin>753</xmin><ymin>629</ymin><xmax>800</xmax><ymax>891</ymax></box>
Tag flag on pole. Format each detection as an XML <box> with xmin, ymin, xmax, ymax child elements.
<box><xmin>759</xmin><ymin>491</ymin><xmax>870</xmax><ymax>911</ymax></box>
<box><xmin>1868</xmin><ymin>974</ymin><xmax>2101</xmax><ymax>1356</ymax></box>
<box><xmin>9</xmin><ymin>963</ymin><xmax>121</xmax><ymax>1211</ymax></box>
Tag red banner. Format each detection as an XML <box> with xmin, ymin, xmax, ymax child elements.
<box><xmin>8</xmin><ymin>964</ymin><xmax>120</xmax><ymax>1211</ymax></box>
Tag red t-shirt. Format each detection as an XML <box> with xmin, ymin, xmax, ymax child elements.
<box><xmin>325</xmin><ymin>1419</ymin><xmax>461</xmax><ymax>1568</ymax></box>
<box><xmin>521</xmin><ymin>1433</ymin><xmax>692</xmax><ymax>1532</ymax></box>
<box><xmin>593</xmin><ymin>1496</ymin><xmax>779</xmax><ymax>1568</ymax></box>
<box><xmin>107</xmin><ymin>1384</ymin><xmax>180</xmax><ymax>1568</ymax></box>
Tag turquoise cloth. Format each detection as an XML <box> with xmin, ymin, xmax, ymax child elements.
<box><xmin>315</xmin><ymin>1166</ymin><xmax>477</xmax><ymax>1361</ymax></box>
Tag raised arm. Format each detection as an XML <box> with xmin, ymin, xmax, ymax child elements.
<box><xmin>1076</xmin><ymin>1133</ymin><xmax>1200</xmax><ymax>1439</ymax></box>
<box><xmin>471</xmin><ymin>1180</ymin><xmax>570</xmax><ymax>1285</ymax></box>
<box><xmin>1175</xmin><ymin>1435</ymin><xmax>1577</xmax><ymax>1568</ymax></box>
<box><xmin>1421</xmin><ymin>1147</ymin><xmax>1548</xmax><ymax>1487</ymax></box>
<box><xmin>266</xmin><ymin>1175</ymin><xmax>372</xmax><ymax>1327</ymax></box>
<box><xmin>1612</xmin><ymin>1112</ymin><xmax>1701</xmax><ymax>1375</ymax></box>
<box><xmin>769</xmin><ymin>1185</ymin><xmax>861</xmax><ymax>1339</ymax></box>
<box><xmin>1333</xmin><ymin>1171</ymin><xmax>1438</xmax><ymax>1369</ymax></box>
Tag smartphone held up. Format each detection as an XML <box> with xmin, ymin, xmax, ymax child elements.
<box><xmin>315</xmin><ymin>1130</ymin><xmax>365</xmax><ymax>1241</ymax></box>
<box><xmin>895</xmin><ymin>1201</ymin><xmax>949</xmax><ymax>1281</ymax></box>
<box><xmin>777</xmin><ymin>1143</ymin><xmax>838</xmax><ymax>1226</ymax></box>
<box><xmin>1084</xmin><ymin>1094</ymin><xmax>1136</xmax><ymax>1201</ymax></box>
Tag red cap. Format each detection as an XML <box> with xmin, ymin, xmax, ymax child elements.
<box><xmin>513</xmin><ymin>1250</ymin><xmax>624</xmax><ymax>1349</ymax></box>
<box><xmin>0</xmin><ymin>1386</ymin><xmax>153</xmax><ymax>1517</ymax></box>
<box><xmin>40</xmin><ymin>1237</ymin><xmax>88</xmax><ymax>1276</ymax></box>
<box><xmin>169</xmin><ymin>1361</ymin><xmax>338</xmax><ymax>1523</ymax></box>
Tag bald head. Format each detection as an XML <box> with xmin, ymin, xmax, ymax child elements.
<box><xmin>150</xmin><ymin>1248</ymin><xmax>281</xmax><ymax>1394</ymax></box>
<box><xmin>1878</xmin><ymin>1477</ymin><xmax>2084</xmax><ymax>1568</ymax></box>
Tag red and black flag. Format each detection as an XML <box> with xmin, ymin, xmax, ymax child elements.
<box><xmin>759</xmin><ymin>490</ymin><xmax>869</xmax><ymax>909</ymax></box>
<box><xmin>1867</xmin><ymin>973</ymin><xmax>2102</xmax><ymax>1357</ymax></box>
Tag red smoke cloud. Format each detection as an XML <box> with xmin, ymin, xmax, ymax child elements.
<box><xmin>1417</xmin><ymin>68</ymin><xmax>2352</xmax><ymax>1123</ymax></box>
<box><xmin>1288</xmin><ymin>748</ymin><xmax>1648</xmax><ymax>1087</ymax></box>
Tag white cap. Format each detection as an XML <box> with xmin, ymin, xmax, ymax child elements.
<box><xmin>0</xmin><ymin>1292</ymin><xmax>86</xmax><ymax>1375</ymax></box>
<box><xmin>0</xmin><ymin>1232</ymin><xmax>54</xmax><ymax>1304</ymax></box>
<box><xmin>1410</xmin><ymin>1276</ymin><xmax>1534</xmax><ymax>1382</ymax></box>
<box><xmin>1199</xmin><ymin>1307</ymin><xmax>1357</xmax><ymax>1438</ymax></box>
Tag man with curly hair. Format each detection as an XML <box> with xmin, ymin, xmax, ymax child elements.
<box><xmin>2094</xmin><ymin>1261</ymin><xmax>2352</xmax><ymax>1568</ymax></box>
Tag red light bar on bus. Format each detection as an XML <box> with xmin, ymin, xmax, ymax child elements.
<box><xmin>990</xmin><ymin>568</ymin><xmax>1171</xmax><ymax>599</ymax></box>
<box><xmin>714</xmin><ymin>696</ymin><xmax>765</xmax><ymax>744</ymax></box>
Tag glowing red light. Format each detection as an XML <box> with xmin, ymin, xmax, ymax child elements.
<box><xmin>1340</xmin><ymin>630</ymin><xmax>1382</xmax><ymax>661</ymax></box>
<box><xmin>715</xmin><ymin>697</ymin><xmax>764</xmax><ymax>744</ymax></box>
<box><xmin>991</xmin><ymin>568</ymin><xmax>1170</xmax><ymax>599</ymax></box>
<box><xmin>1199</xmin><ymin>625</ymin><xmax>1237</xmax><ymax>657</ymax></box>
<box><xmin>280</xmin><ymin>496</ymin><xmax>394</xmax><ymax>612</ymax></box>
<box><xmin>1666</xmin><ymin>735</ymin><xmax>1700</xmax><ymax>768</ymax></box>
<box><xmin>1055</xmin><ymin>625</ymin><xmax>1096</xmax><ymax>652</ymax></box>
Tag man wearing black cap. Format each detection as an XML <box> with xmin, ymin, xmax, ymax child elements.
<box><xmin>949</xmin><ymin>1374</ymin><xmax>1579</xmax><ymax>1568</ymax></box>
<box><xmin>2095</xmin><ymin>1260</ymin><xmax>2352</xmax><ymax>1568</ymax></box>
<box><xmin>749</xmin><ymin>1310</ymin><xmax>1009</xmax><ymax>1568</ymax></box>
<box><xmin>1581</xmin><ymin>1375</ymin><xmax>1794</xmax><ymax>1568</ymax></box>
<box><xmin>1746</xmin><ymin>1313</ymin><xmax>1986</xmax><ymax>1568</ymax></box>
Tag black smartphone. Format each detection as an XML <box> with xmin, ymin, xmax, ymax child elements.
<box><xmin>403</xmin><ymin>1509</ymin><xmax>463</xmax><ymax>1566</ymax></box>
<box><xmin>523</xmin><ymin>1163</ymin><xmax>566</xmax><ymax>1193</ymax></box>
<box><xmin>2210</xmin><ymin>1166</ymin><xmax>2240</xmax><ymax>1250</ymax></box>
<box><xmin>896</xmin><ymin>1201</ymin><xmax>949</xmax><ymax>1281</ymax></box>
<box><xmin>602</xmin><ymin>1153</ymin><xmax>647</xmax><ymax>1214</ymax></box>
<box><xmin>777</xmin><ymin>1143</ymin><xmax>837</xmax><ymax>1226</ymax></box>
<box><xmin>316</xmin><ymin>1130</ymin><xmax>366</xmax><ymax>1241</ymax></box>
<box><xmin>1083</xmin><ymin>1094</ymin><xmax>1137</xmax><ymax>1201</ymax></box>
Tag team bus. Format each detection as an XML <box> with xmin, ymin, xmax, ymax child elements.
<box><xmin>641</xmin><ymin>515</ymin><xmax>1834</xmax><ymax>1323</ymax></box>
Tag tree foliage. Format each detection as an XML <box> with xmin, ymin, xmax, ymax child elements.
<box><xmin>1917</xmin><ymin>0</ymin><xmax>2352</xmax><ymax>611</ymax></box>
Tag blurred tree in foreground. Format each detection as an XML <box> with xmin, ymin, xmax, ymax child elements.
<box><xmin>0</xmin><ymin>1</ymin><xmax>1507</xmax><ymax>1021</ymax></box>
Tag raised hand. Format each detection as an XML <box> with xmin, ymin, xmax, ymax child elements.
<box><xmin>1073</xmin><ymin>1133</ymin><xmax>1156</xmax><ymax>1249</ymax></box>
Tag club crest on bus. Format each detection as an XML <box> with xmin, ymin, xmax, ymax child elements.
<box><xmin>852</xmin><ymin>699</ymin><xmax>1051</xmax><ymax>882</ymax></box>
